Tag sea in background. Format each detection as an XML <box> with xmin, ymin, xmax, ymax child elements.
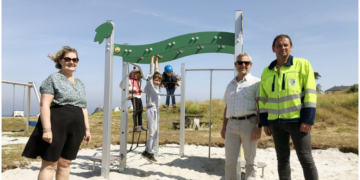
<box><xmin>2</xmin><ymin>115</ymin><xmax>38</xmax><ymax>117</ymax></box>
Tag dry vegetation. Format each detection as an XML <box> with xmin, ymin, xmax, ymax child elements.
<box><xmin>2</xmin><ymin>91</ymin><xmax>358</xmax><ymax>172</ymax></box>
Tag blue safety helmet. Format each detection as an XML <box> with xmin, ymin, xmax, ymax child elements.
<box><xmin>164</xmin><ymin>65</ymin><xmax>173</xmax><ymax>73</ymax></box>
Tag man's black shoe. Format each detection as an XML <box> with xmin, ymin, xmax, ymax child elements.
<box><xmin>141</xmin><ymin>151</ymin><xmax>149</xmax><ymax>159</ymax></box>
<box><xmin>141</xmin><ymin>151</ymin><xmax>158</xmax><ymax>163</ymax></box>
<box><xmin>147</xmin><ymin>153</ymin><xmax>157</xmax><ymax>163</ymax></box>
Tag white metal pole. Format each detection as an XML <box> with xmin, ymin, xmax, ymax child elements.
<box><xmin>235</xmin><ymin>10</ymin><xmax>243</xmax><ymax>180</ymax></box>
<box><xmin>101</xmin><ymin>20</ymin><xmax>115</xmax><ymax>179</ymax></box>
<box><xmin>13</xmin><ymin>84</ymin><xmax>15</xmax><ymax>117</ymax></box>
<box><xmin>208</xmin><ymin>70</ymin><xmax>212</xmax><ymax>158</ymax></box>
<box><xmin>155</xmin><ymin>109</ymin><xmax>160</xmax><ymax>157</ymax></box>
<box><xmin>2</xmin><ymin>80</ymin><xmax>33</xmax><ymax>86</ymax></box>
<box><xmin>26</xmin><ymin>86</ymin><xmax>31</xmax><ymax>134</ymax></box>
<box><xmin>155</xmin><ymin>64</ymin><xmax>161</xmax><ymax>157</ymax></box>
<box><xmin>119</xmin><ymin>61</ymin><xmax>129</xmax><ymax>172</ymax></box>
<box><xmin>155</xmin><ymin>59</ymin><xmax>160</xmax><ymax>156</ymax></box>
<box><xmin>180</xmin><ymin>63</ymin><xmax>186</xmax><ymax>156</ymax></box>
<box><xmin>235</xmin><ymin>10</ymin><xmax>243</xmax><ymax>74</ymax></box>
<box><xmin>30</xmin><ymin>82</ymin><xmax>41</xmax><ymax>106</ymax></box>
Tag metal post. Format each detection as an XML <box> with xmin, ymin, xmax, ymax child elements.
<box><xmin>235</xmin><ymin>10</ymin><xmax>243</xmax><ymax>74</ymax></box>
<box><xmin>155</xmin><ymin>107</ymin><xmax>159</xmax><ymax>157</ymax></box>
<box><xmin>26</xmin><ymin>86</ymin><xmax>31</xmax><ymax>134</ymax></box>
<box><xmin>155</xmin><ymin>64</ymin><xmax>161</xmax><ymax>157</ymax></box>
<box><xmin>101</xmin><ymin>20</ymin><xmax>115</xmax><ymax>179</ymax></box>
<box><xmin>31</xmin><ymin>82</ymin><xmax>41</xmax><ymax>106</ymax></box>
<box><xmin>180</xmin><ymin>63</ymin><xmax>186</xmax><ymax>156</ymax></box>
<box><xmin>235</xmin><ymin>10</ymin><xmax>243</xmax><ymax>180</ymax></box>
<box><xmin>119</xmin><ymin>61</ymin><xmax>129</xmax><ymax>172</ymax></box>
<box><xmin>208</xmin><ymin>70</ymin><xmax>212</xmax><ymax>158</ymax></box>
<box><xmin>13</xmin><ymin>84</ymin><xmax>15</xmax><ymax>117</ymax></box>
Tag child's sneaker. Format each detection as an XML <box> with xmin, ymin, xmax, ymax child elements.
<box><xmin>141</xmin><ymin>151</ymin><xmax>157</xmax><ymax>163</ymax></box>
<box><xmin>147</xmin><ymin>153</ymin><xmax>157</xmax><ymax>163</ymax></box>
<box><xmin>163</xmin><ymin>105</ymin><xmax>168</xmax><ymax>109</ymax></box>
<box><xmin>141</xmin><ymin>151</ymin><xmax>149</xmax><ymax>159</ymax></box>
<box><xmin>140</xmin><ymin>125</ymin><xmax>148</xmax><ymax>131</ymax></box>
<box><xmin>172</xmin><ymin>104</ymin><xmax>177</xmax><ymax>109</ymax></box>
<box><xmin>134</xmin><ymin>126</ymin><xmax>142</xmax><ymax>132</ymax></box>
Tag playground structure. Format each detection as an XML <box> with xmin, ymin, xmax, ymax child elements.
<box><xmin>2</xmin><ymin>81</ymin><xmax>41</xmax><ymax>133</ymax></box>
<box><xmin>95</xmin><ymin>10</ymin><xmax>253</xmax><ymax>180</ymax></box>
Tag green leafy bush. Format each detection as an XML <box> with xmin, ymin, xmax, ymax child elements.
<box><xmin>347</xmin><ymin>84</ymin><xmax>358</xmax><ymax>93</ymax></box>
<box><xmin>185</xmin><ymin>101</ymin><xmax>205</xmax><ymax>114</ymax></box>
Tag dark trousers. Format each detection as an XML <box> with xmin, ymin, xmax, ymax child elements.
<box><xmin>165</xmin><ymin>88</ymin><xmax>176</xmax><ymax>106</ymax></box>
<box><xmin>131</xmin><ymin>98</ymin><xmax>143</xmax><ymax>126</ymax></box>
<box><xmin>269</xmin><ymin>122</ymin><xmax>318</xmax><ymax>180</ymax></box>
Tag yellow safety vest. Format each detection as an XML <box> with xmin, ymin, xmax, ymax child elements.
<box><xmin>259</xmin><ymin>56</ymin><xmax>317</xmax><ymax>125</ymax></box>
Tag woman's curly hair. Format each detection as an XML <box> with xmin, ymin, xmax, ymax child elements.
<box><xmin>48</xmin><ymin>46</ymin><xmax>78</xmax><ymax>69</ymax></box>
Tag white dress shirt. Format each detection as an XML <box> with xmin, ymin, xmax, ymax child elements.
<box><xmin>223</xmin><ymin>73</ymin><xmax>260</xmax><ymax>118</ymax></box>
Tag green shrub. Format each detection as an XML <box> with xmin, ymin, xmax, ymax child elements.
<box><xmin>340</xmin><ymin>92</ymin><xmax>358</xmax><ymax>110</ymax></box>
<box><xmin>347</xmin><ymin>84</ymin><xmax>358</xmax><ymax>93</ymax></box>
<box><xmin>185</xmin><ymin>101</ymin><xmax>205</xmax><ymax>114</ymax></box>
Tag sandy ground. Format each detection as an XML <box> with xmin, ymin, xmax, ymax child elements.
<box><xmin>1</xmin><ymin>132</ymin><xmax>358</xmax><ymax>180</ymax></box>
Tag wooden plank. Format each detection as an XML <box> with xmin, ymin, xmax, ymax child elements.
<box><xmin>89</xmin><ymin>155</ymin><xmax>121</xmax><ymax>162</ymax></box>
<box><xmin>159</xmin><ymin>120</ymin><xmax>179</xmax><ymax>122</ymax></box>
<box><xmin>185</xmin><ymin>115</ymin><xmax>204</xmax><ymax>119</ymax></box>
<box><xmin>159</xmin><ymin>132</ymin><xmax>180</xmax><ymax>134</ymax></box>
<box><xmin>239</xmin><ymin>160</ymin><xmax>267</xmax><ymax>168</ymax></box>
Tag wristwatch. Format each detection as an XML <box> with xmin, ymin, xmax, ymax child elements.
<box><xmin>256</xmin><ymin>123</ymin><xmax>263</xmax><ymax>128</ymax></box>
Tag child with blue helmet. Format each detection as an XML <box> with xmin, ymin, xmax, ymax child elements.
<box><xmin>161</xmin><ymin>65</ymin><xmax>181</xmax><ymax>109</ymax></box>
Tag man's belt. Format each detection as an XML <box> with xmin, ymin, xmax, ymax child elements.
<box><xmin>231</xmin><ymin>114</ymin><xmax>256</xmax><ymax>120</ymax></box>
<box><xmin>147</xmin><ymin>105</ymin><xmax>158</xmax><ymax>108</ymax></box>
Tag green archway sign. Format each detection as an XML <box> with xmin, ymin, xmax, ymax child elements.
<box><xmin>94</xmin><ymin>22</ymin><xmax>235</xmax><ymax>63</ymax></box>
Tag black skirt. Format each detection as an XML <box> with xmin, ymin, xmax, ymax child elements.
<box><xmin>22</xmin><ymin>105</ymin><xmax>85</xmax><ymax>162</ymax></box>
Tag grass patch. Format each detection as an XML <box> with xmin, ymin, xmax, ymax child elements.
<box><xmin>2</xmin><ymin>144</ymin><xmax>40</xmax><ymax>172</ymax></box>
<box><xmin>335</xmin><ymin>127</ymin><xmax>354</xmax><ymax>133</ymax></box>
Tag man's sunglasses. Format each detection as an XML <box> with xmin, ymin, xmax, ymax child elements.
<box><xmin>63</xmin><ymin>57</ymin><xmax>79</xmax><ymax>63</ymax></box>
<box><xmin>236</xmin><ymin>61</ymin><xmax>251</xmax><ymax>66</ymax></box>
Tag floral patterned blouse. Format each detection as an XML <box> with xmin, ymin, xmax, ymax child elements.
<box><xmin>40</xmin><ymin>72</ymin><xmax>87</xmax><ymax>108</ymax></box>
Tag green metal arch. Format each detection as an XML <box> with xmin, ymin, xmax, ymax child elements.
<box><xmin>114</xmin><ymin>31</ymin><xmax>235</xmax><ymax>63</ymax></box>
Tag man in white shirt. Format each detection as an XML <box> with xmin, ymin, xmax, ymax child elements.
<box><xmin>221</xmin><ymin>53</ymin><xmax>262</xmax><ymax>180</ymax></box>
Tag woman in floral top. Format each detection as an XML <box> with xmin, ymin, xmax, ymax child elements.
<box><xmin>22</xmin><ymin>46</ymin><xmax>91</xmax><ymax>180</ymax></box>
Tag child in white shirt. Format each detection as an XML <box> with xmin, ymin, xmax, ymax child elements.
<box><xmin>141</xmin><ymin>55</ymin><xmax>162</xmax><ymax>163</ymax></box>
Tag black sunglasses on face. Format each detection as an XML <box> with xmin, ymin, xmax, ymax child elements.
<box><xmin>63</xmin><ymin>57</ymin><xmax>79</xmax><ymax>63</ymax></box>
<box><xmin>236</xmin><ymin>61</ymin><xmax>251</xmax><ymax>66</ymax></box>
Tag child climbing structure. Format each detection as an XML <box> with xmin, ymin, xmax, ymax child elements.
<box><xmin>94</xmin><ymin>10</ymin><xmax>244</xmax><ymax>180</ymax></box>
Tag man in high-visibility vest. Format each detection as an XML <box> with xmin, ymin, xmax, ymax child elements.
<box><xmin>259</xmin><ymin>34</ymin><xmax>318</xmax><ymax>180</ymax></box>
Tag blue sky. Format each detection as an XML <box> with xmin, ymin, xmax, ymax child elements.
<box><xmin>1</xmin><ymin>0</ymin><xmax>358</xmax><ymax>116</ymax></box>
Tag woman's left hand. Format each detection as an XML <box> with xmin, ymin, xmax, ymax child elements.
<box><xmin>84</xmin><ymin>131</ymin><xmax>91</xmax><ymax>145</ymax></box>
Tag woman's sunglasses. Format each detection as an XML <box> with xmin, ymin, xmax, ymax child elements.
<box><xmin>63</xmin><ymin>57</ymin><xmax>79</xmax><ymax>63</ymax></box>
<box><xmin>236</xmin><ymin>61</ymin><xmax>251</xmax><ymax>66</ymax></box>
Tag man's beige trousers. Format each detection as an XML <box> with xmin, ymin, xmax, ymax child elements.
<box><xmin>225</xmin><ymin>116</ymin><xmax>258</xmax><ymax>180</ymax></box>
